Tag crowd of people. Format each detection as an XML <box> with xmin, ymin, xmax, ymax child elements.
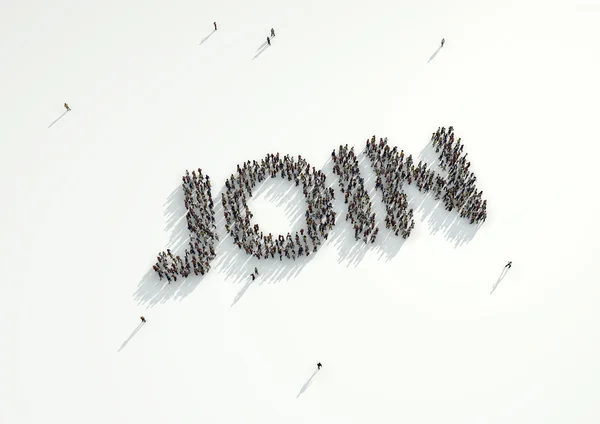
<box><xmin>153</xmin><ymin>169</ymin><xmax>218</xmax><ymax>281</ymax></box>
<box><xmin>332</xmin><ymin>145</ymin><xmax>379</xmax><ymax>243</ymax></box>
<box><xmin>151</xmin><ymin>128</ymin><xmax>487</xmax><ymax>280</ymax></box>
<box><xmin>222</xmin><ymin>153</ymin><xmax>336</xmax><ymax>260</ymax></box>
<box><xmin>432</xmin><ymin>126</ymin><xmax>487</xmax><ymax>223</ymax></box>
<box><xmin>366</xmin><ymin>127</ymin><xmax>487</xmax><ymax>239</ymax></box>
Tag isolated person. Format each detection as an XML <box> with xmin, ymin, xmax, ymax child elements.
<box><xmin>505</xmin><ymin>261</ymin><xmax>512</xmax><ymax>269</ymax></box>
<box><xmin>317</xmin><ymin>362</ymin><xmax>322</xmax><ymax>369</ymax></box>
<box><xmin>64</xmin><ymin>103</ymin><xmax>71</xmax><ymax>111</ymax></box>
<box><xmin>267</xmin><ymin>36</ymin><xmax>271</xmax><ymax>46</ymax></box>
<box><xmin>250</xmin><ymin>273</ymin><xmax>255</xmax><ymax>281</ymax></box>
<box><xmin>254</xmin><ymin>267</ymin><xmax>259</xmax><ymax>275</ymax></box>
<box><xmin>271</xmin><ymin>28</ymin><xmax>275</xmax><ymax>37</ymax></box>
<box><xmin>140</xmin><ymin>316</ymin><xmax>146</xmax><ymax>323</ymax></box>
<box><xmin>441</xmin><ymin>38</ymin><xmax>445</xmax><ymax>47</ymax></box>
<box><xmin>214</xmin><ymin>21</ymin><xmax>217</xmax><ymax>31</ymax></box>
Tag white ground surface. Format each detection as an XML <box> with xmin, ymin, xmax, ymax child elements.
<box><xmin>1</xmin><ymin>0</ymin><xmax>600</xmax><ymax>423</ymax></box>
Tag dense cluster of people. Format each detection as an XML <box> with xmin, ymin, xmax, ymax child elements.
<box><xmin>366</xmin><ymin>136</ymin><xmax>417</xmax><ymax>238</ymax></box>
<box><xmin>432</xmin><ymin>127</ymin><xmax>487</xmax><ymax>223</ymax></box>
<box><xmin>153</xmin><ymin>169</ymin><xmax>218</xmax><ymax>281</ymax></box>
<box><xmin>366</xmin><ymin>127</ymin><xmax>486</xmax><ymax>238</ymax></box>
<box><xmin>332</xmin><ymin>145</ymin><xmax>378</xmax><ymax>243</ymax></box>
<box><xmin>150</xmin><ymin>128</ymin><xmax>487</xmax><ymax>281</ymax></box>
<box><xmin>222</xmin><ymin>153</ymin><xmax>337</xmax><ymax>260</ymax></box>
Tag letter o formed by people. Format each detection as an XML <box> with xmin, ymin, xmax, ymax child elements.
<box><xmin>222</xmin><ymin>153</ymin><xmax>336</xmax><ymax>259</ymax></box>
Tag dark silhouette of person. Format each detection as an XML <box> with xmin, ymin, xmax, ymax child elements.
<box><xmin>505</xmin><ymin>261</ymin><xmax>512</xmax><ymax>269</ymax></box>
<box><xmin>441</xmin><ymin>38</ymin><xmax>445</xmax><ymax>47</ymax></box>
<box><xmin>267</xmin><ymin>36</ymin><xmax>271</xmax><ymax>46</ymax></box>
<box><xmin>140</xmin><ymin>316</ymin><xmax>146</xmax><ymax>323</ymax></box>
<box><xmin>317</xmin><ymin>362</ymin><xmax>322</xmax><ymax>369</ymax></box>
<box><xmin>271</xmin><ymin>28</ymin><xmax>275</xmax><ymax>37</ymax></box>
<box><xmin>214</xmin><ymin>22</ymin><xmax>217</xmax><ymax>30</ymax></box>
<box><xmin>64</xmin><ymin>103</ymin><xmax>71</xmax><ymax>111</ymax></box>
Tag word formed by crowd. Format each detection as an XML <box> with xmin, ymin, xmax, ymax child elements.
<box><xmin>366</xmin><ymin>127</ymin><xmax>486</xmax><ymax>239</ymax></box>
<box><xmin>222</xmin><ymin>153</ymin><xmax>337</xmax><ymax>260</ymax></box>
<box><xmin>332</xmin><ymin>145</ymin><xmax>379</xmax><ymax>243</ymax></box>
<box><xmin>153</xmin><ymin>169</ymin><xmax>218</xmax><ymax>282</ymax></box>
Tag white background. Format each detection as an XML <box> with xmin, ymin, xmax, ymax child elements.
<box><xmin>1</xmin><ymin>0</ymin><xmax>600</xmax><ymax>422</ymax></box>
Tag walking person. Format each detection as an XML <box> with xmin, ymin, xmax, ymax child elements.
<box><xmin>271</xmin><ymin>28</ymin><xmax>275</xmax><ymax>37</ymax></box>
<box><xmin>317</xmin><ymin>362</ymin><xmax>322</xmax><ymax>370</ymax></box>
<box><xmin>441</xmin><ymin>38</ymin><xmax>445</xmax><ymax>47</ymax></box>
<box><xmin>267</xmin><ymin>36</ymin><xmax>271</xmax><ymax>46</ymax></box>
<box><xmin>140</xmin><ymin>316</ymin><xmax>146</xmax><ymax>323</ymax></box>
<box><xmin>64</xmin><ymin>103</ymin><xmax>71</xmax><ymax>111</ymax></box>
<box><xmin>214</xmin><ymin>21</ymin><xmax>217</xmax><ymax>30</ymax></box>
<box><xmin>254</xmin><ymin>267</ymin><xmax>259</xmax><ymax>275</ymax></box>
<box><xmin>505</xmin><ymin>261</ymin><xmax>512</xmax><ymax>269</ymax></box>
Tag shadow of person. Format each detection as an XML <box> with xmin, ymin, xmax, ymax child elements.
<box><xmin>48</xmin><ymin>110</ymin><xmax>69</xmax><ymax>128</ymax></box>
<box><xmin>253</xmin><ymin>44</ymin><xmax>269</xmax><ymax>60</ymax></box>
<box><xmin>199</xmin><ymin>29</ymin><xmax>216</xmax><ymax>45</ymax></box>
<box><xmin>231</xmin><ymin>279</ymin><xmax>254</xmax><ymax>307</ymax></box>
<box><xmin>490</xmin><ymin>267</ymin><xmax>509</xmax><ymax>295</ymax></box>
<box><xmin>118</xmin><ymin>322</ymin><xmax>145</xmax><ymax>352</ymax></box>
<box><xmin>297</xmin><ymin>369</ymin><xmax>319</xmax><ymax>398</ymax></box>
<box><xmin>428</xmin><ymin>45</ymin><xmax>442</xmax><ymax>63</ymax></box>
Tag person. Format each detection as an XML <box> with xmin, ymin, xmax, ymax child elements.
<box><xmin>505</xmin><ymin>261</ymin><xmax>512</xmax><ymax>269</ymax></box>
<box><xmin>140</xmin><ymin>316</ymin><xmax>146</xmax><ymax>323</ymax></box>
<box><xmin>254</xmin><ymin>267</ymin><xmax>259</xmax><ymax>275</ymax></box>
<box><xmin>441</xmin><ymin>38</ymin><xmax>445</xmax><ymax>47</ymax></box>
<box><xmin>267</xmin><ymin>36</ymin><xmax>271</xmax><ymax>46</ymax></box>
<box><xmin>271</xmin><ymin>28</ymin><xmax>275</xmax><ymax>37</ymax></box>
<box><xmin>214</xmin><ymin>22</ymin><xmax>217</xmax><ymax>31</ymax></box>
<box><xmin>64</xmin><ymin>103</ymin><xmax>71</xmax><ymax>111</ymax></box>
<box><xmin>250</xmin><ymin>273</ymin><xmax>255</xmax><ymax>281</ymax></box>
<box><xmin>317</xmin><ymin>362</ymin><xmax>322</xmax><ymax>369</ymax></box>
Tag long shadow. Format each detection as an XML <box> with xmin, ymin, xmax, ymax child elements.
<box><xmin>428</xmin><ymin>46</ymin><xmax>442</xmax><ymax>63</ymax></box>
<box><xmin>118</xmin><ymin>322</ymin><xmax>145</xmax><ymax>352</ymax></box>
<box><xmin>199</xmin><ymin>30</ymin><xmax>216</xmax><ymax>45</ymax></box>
<box><xmin>297</xmin><ymin>369</ymin><xmax>319</xmax><ymax>398</ymax></box>
<box><xmin>231</xmin><ymin>279</ymin><xmax>254</xmax><ymax>307</ymax></box>
<box><xmin>256</xmin><ymin>40</ymin><xmax>267</xmax><ymax>52</ymax></box>
<box><xmin>48</xmin><ymin>110</ymin><xmax>69</xmax><ymax>128</ymax></box>
<box><xmin>253</xmin><ymin>44</ymin><xmax>270</xmax><ymax>60</ymax></box>
<box><xmin>490</xmin><ymin>267</ymin><xmax>509</xmax><ymax>295</ymax></box>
